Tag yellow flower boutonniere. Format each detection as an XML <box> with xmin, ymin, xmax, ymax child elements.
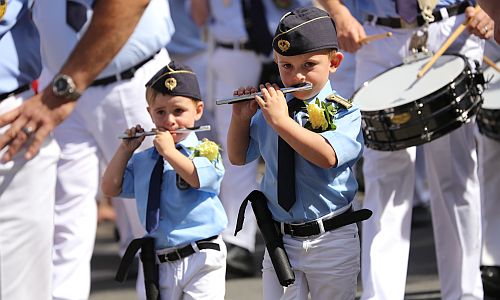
<box><xmin>189</xmin><ymin>138</ymin><xmax>222</xmax><ymax>162</ymax></box>
<box><xmin>304</xmin><ymin>98</ymin><xmax>337</xmax><ymax>132</ymax></box>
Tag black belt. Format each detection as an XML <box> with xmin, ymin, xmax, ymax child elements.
<box><xmin>276</xmin><ymin>208</ymin><xmax>372</xmax><ymax>238</ymax></box>
<box><xmin>366</xmin><ymin>1</ymin><xmax>469</xmax><ymax>29</ymax></box>
<box><xmin>0</xmin><ymin>84</ymin><xmax>31</xmax><ymax>102</ymax></box>
<box><xmin>215</xmin><ymin>41</ymin><xmax>255</xmax><ymax>51</ymax></box>
<box><xmin>157</xmin><ymin>235</ymin><xmax>220</xmax><ymax>263</ymax></box>
<box><xmin>91</xmin><ymin>53</ymin><xmax>157</xmax><ymax>86</ymax></box>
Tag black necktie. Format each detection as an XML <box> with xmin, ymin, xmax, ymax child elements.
<box><xmin>66</xmin><ymin>0</ymin><xmax>87</xmax><ymax>33</ymax></box>
<box><xmin>277</xmin><ymin>98</ymin><xmax>305</xmax><ymax>211</ymax></box>
<box><xmin>241</xmin><ymin>0</ymin><xmax>273</xmax><ymax>56</ymax></box>
<box><xmin>146</xmin><ymin>154</ymin><xmax>164</xmax><ymax>233</ymax></box>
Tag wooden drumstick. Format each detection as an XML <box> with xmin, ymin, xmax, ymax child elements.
<box><xmin>483</xmin><ymin>55</ymin><xmax>500</xmax><ymax>72</ymax></box>
<box><xmin>360</xmin><ymin>32</ymin><xmax>393</xmax><ymax>45</ymax></box>
<box><xmin>417</xmin><ymin>5</ymin><xmax>481</xmax><ymax>79</ymax></box>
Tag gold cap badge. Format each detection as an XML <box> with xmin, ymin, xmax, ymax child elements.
<box><xmin>165</xmin><ymin>77</ymin><xmax>177</xmax><ymax>91</ymax></box>
<box><xmin>277</xmin><ymin>40</ymin><xmax>290</xmax><ymax>52</ymax></box>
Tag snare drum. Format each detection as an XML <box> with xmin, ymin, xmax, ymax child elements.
<box><xmin>477</xmin><ymin>60</ymin><xmax>500</xmax><ymax>141</ymax></box>
<box><xmin>352</xmin><ymin>54</ymin><xmax>484</xmax><ymax>151</ymax></box>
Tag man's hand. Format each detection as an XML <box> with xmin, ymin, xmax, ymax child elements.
<box><xmin>0</xmin><ymin>87</ymin><xmax>76</xmax><ymax>161</ymax></box>
<box><xmin>317</xmin><ymin>0</ymin><xmax>366</xmax><ymax>52</ymax></box>
<box><xmin>465</xmin><ymin>6</ymin><xmax>495</xmax><ymax>40</ymax></box>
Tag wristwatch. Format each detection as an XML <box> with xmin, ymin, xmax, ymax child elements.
<box><xmin>52</xmin><ymin>74</ymin><xmax>82</xmax><ymax>100</ymax></box>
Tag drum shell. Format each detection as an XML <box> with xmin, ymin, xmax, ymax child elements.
<box><xmin>354</xmin><ymin>55</ymin><xmax>484</xmax><ymax>151</ymax></box>
<box><xmin>477</xmin><ymin>60</ymin><xmax>500</xmax><ymax>142</ymax></box>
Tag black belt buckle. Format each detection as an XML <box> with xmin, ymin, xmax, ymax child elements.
<box><xmin>400</xmin><ymin>19</ymin><xmax>419</xmax><ymax>29</ymax></box>
<box><xmin>163</xmin><ymin>249</ymin><xmax>182</xmax><ymax>262</ymax></box>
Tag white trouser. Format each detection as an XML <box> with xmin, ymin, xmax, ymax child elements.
<box><xmin>210</xmin><ymin>47</ymin><xmax>260</xmax><ymax>251</ymax></box>
<box><xmin>358</xmin><ymin>14</ymin><xmax>484</xmax><ymax>300</ymax></box>
<box><xmin>0</xmin><ymin>91</ymin><xmax>60</xmax><ymax>300</ymax></box>
<box><xmin>136</xmin><ymin>236</ymin><xmax>227</xmax><ymax>300</ymax></box>
<box><xmin>262</xmin><ymin>223</ymin><xmax>360</xmax><ymax>300</ymax></box>
<box><xmin>477</xmin><ymin>134</ymin><xmax>500</xmax><ymax>266</ymax></box>
<box><xmin>478</xmin><ymin>42</ymin><xmax>500</xmax><ymax>266</ymax></box>
<box><xmin>42</xmin><ymin>49</ymin><xmax>170</xmax><ymax>300</ymax></box>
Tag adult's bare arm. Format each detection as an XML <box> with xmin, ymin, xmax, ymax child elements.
<box><xmin>316</xmin><ymin>0</ymin><xmax>366</xmax><ymax>52</ymax></box>
<box><xmin>190</xmin><ymin>0</ymin><xmax>210</xmax><ymax>27</ymax></box>
<box><xmin>0</xmin><ymin>0</ymin><xmax>150</xmax><ymax>162</ymax></box>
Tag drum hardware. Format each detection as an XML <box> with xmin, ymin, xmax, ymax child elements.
<box><xmin>409</xmin><ymin>27</ymin><xmax>429</xmax><ymax>54</ymax></box>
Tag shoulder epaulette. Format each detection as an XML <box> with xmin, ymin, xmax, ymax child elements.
<box><xmin>326</xmin><ymin>94</ymin><xmax>352</xmax><ymax>109</ymax></box>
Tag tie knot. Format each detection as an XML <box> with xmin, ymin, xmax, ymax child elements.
<box><xmin>287</xmin><ymin>98</ymin><xmax>305</xmax><ymax>117</ymax></box>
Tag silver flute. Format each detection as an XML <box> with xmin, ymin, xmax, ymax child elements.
<box><xmin>118</xmin><ymin>125</ymin><xmax>211</xmax><ymax>139</ymax></box>
<box><xmin>215</xmin><ymin>82</ymin><xmax>313</xmax><ymax>105</ymax></box>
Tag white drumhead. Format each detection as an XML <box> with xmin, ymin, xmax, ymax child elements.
<box><xmin>482</xmin><ymin>60</ymin><xmax>500</xmax><ymax>110</ymax></box>
<box><xmin>353</xmin><ymin>55</ymin><xmax>466</xmax><ymax>111</ymax></box>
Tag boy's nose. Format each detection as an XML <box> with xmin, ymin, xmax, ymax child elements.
<box><xmin>294</xmin><ymin>72</ymin><xmax>306</xmax><ymax>82</ymax></box>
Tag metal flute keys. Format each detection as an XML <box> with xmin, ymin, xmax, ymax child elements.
<box><xmin>215</xmin><ymin>82</ymin><xmax>313</xmax><ymax>105</ymax></box>
<box><xmin>118</xmin><ymin>125</ymin><xmax>211</xmax><ymax>139</ymax></box>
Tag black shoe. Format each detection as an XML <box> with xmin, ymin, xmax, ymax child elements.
<box><xmin>226</xmin><ymin>243</ymin><xmax>255</xmax><ymax>279</ymax></box>
<box><xmin>481</xmin><ymin>265</ymin><xmax>500</xmax><ymax>298</ymax></box>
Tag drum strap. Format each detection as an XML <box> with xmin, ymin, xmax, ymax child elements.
<box><xmin>418</xmin><ymin>0</ymin><xmax>438</xmax><ymax>23</ymax></box>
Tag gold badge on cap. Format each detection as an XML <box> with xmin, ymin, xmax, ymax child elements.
<box><xmin>0</xmin><ymin>0</ymin><xmax>7</xmax><ymax>21</ymax></box>
<box><xmin>277</xmin><ymin>39</ymin><xmax>290</xmax><ymax>52</ymax></box>
<box><xmin>165</xmin><ymin>77</ymin><xmax>177</xmax><ymax>91</ymax></box>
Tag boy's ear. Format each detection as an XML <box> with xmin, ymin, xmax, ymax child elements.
<box><xmin>194</xmin><ymin>101</ymin><xmax>204</xmax><ymax>121</ymax></box>
<box><xmin>330</xmin><ymin>51</ymin><xmax>344</xmax><ymax>71</ymax></box>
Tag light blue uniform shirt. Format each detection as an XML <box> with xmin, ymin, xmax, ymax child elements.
<box><xmin>32</xmin><ymin>0</ymin><xmax>174</xmax><ymax>79</ymax></box>
<box><xmin>0</xmin><ymin>0</ymin><xmax>40</xmax><ymax>93</ymax></box>
<box><xmin>246</xmin><ymin>81</ymin><xmax>364</xmax><ymax>223</ymax></box>
<box><xmin>166</xmin><ymin>0</ymin><xmax>206</xmax><ymax>56</ymax></box>
<box><xmin>208</xmin><ymin>0</ymin><xmax>312</xmax><ymax>43</ymax></box>
<box><xmin>119</xmin><ymin>133</ymin><xmax>227</xmax><ymax>249</ymax></box>
<box><xmin>356</xmin><ymin>0</ymin><xmax>472</xmax><ymax>18</ymax></box>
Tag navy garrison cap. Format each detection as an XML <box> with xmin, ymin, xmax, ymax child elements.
<box><xmin>145</xmin><ymin>61</ymin><xmax>202</xmax><ymax>101</ymax></box>
<box><xmin>272</xmin><ymin>7</ymin><xmax>338</xmax><ymax>56</ymax></box>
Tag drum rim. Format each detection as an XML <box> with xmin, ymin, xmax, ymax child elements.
<box><xmin>351</xmin><ymin>53</ymin><xmax>469</xmax><ymax>111</ymax></box>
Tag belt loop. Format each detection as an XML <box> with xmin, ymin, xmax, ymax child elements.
<box><xmin>191</xmin><ymin>241</ymin><xmax>200</xmax><ymax>253</ymax></box>
<box><xmin>316</xmin><ymin>218</ymin><xmax>325</xmax><ymax>235</ymax></box>
<box><xmin>369</xmin><ymin>16</ymin><xmax>377</xmax><ymax>26</ymax></box>
<box><xmin>116</xmin><ymin>72</ymin><xmax>122</xmax><ymax>82</ymax></box>
<box><xmin>440</xmin><ymin>7</ymin><xmax>449</xmax><ymax>19</ymax></box>
<box><xmin>280</xmin><ymin>222</ymin><xmax>285</xmax><ymax>236</ymax></box>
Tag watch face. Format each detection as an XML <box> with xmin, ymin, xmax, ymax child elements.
<box><xmin>54</xmin><ymin>78</ymin><xmax>69</xmax><ymax>93</ymax></box>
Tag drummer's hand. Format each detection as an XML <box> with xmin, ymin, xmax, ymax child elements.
<box><xmin>255</xmin><ymin>83</ymin><xmax>288</xmax><ymax>127</ymax></box>
<box><xmin>465</xmin><ymin>6</ymin><xmax>494</xmax><ymax>40</ymax></box>
<box><xmin>330</xmin><ymin>6</ymin><xmax>366</xmax><ymax>52</ymax></box>
<box><xmin>231</xmin><ymin>86</ymin><xmax>258</xmax><ymax>121</ymax></box>
<box><xmin>0</xmin><ymin>87</ymin><xmax>76</xmax><ymax>162</ymax></box>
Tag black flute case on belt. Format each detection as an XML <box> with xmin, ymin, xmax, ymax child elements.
<box><xmin>235</xmin><ymin>190</ymin><xmax>295</xmax><ymax>286</ymax></box>
<box><xmin>115</xmin><ymin>237</ymin><xmax>160</xmax><ymax>300</ymax></box>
